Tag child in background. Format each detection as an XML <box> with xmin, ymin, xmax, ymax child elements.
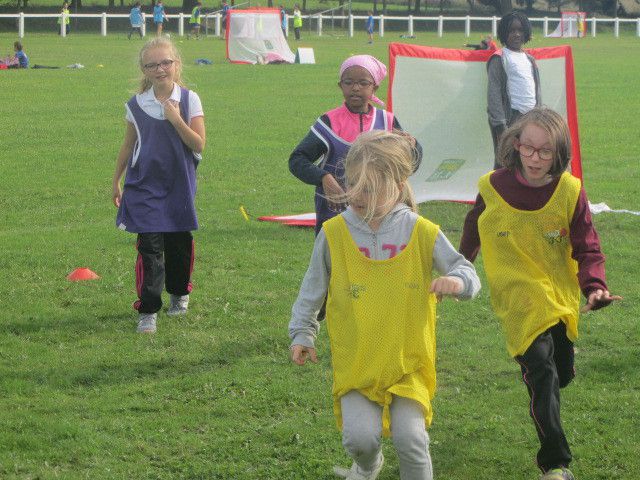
<box><xmin>459</xmin><ymin>107</ymin><xmax>621</xmax><ymax>480</ymax></box>
<box><xmin>290</xmin><ymin>130</ymin><xmax>480</xmax><ymax>480</ymax></box>
<box><xmin>153</xmin><ymin>0</ymin><xmax>168</xmax><ymax>36</ymax></box>
<box><xmin>13</xmin><ymin>41</ymin><xmax>29</xmax><ymax>68</ymax></box>
<box><xmin>1</xmin><ymin>42</ymin><xmax>26</xmax><ymax>68</ymax></box>
<box><xmin>188</xmin><ymin>1</ymin><xmax>203</xmax><ymax>39</ymax></box>
<box><xmin>112</xmin><ymin>37</ymin><xmax>206</xmax><ymax>334</ymax></box>
<box><xmin>289</xmin><ymin>54</ymin><xmax>422</xmax><ymax>236</ymax></box>
<box><xmin>293</xmin><ymin>4</ymin><xmax>302</xmax><ymax>40</ymax></box>
<box><xmin>280</xmin><ymin>5</ymin><xmax>287</xmax><ymax>37</ymax></box>
<box><xmin>366</xmin><ymin>11</ymin><xmax>374</xmax><ymax>44</ymax></box>
<box><xmin>221</xmin><ymin>0</ymin><xmax>230</xmax><ymax>39</ymax></box>
<box><xmin>57</xmin><ymin>1</ymin><xmax>70</xmax><ymax>35</ymax></box>
<box><xmin>488</xmin><ymin>11</ymin><xmax>541</xmax><ymax>167</ymax></box>
<box><xmin>128</xmin><ymin>2</ymin><xmax>144</xmax><ymax>40</ymax></box>
<box><xmin>465</xmin><ymin>34</ymin><xmax>497</xmax><ymax>50</ymax></box>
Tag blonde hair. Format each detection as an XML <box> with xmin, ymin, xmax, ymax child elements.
<box><xmin>138</xmin><ymin>37</ymin><xmax>185</xmax><ymax>93</ymax></box>
<box><xmin>498</xmin><ymin>107</ymin><xmax>572</xmax><ymax>177</ymax></box>
<box><xmin>335</xmin><ymin>130</ymin><xmax>417</xmax><ymax>223</ymax></box>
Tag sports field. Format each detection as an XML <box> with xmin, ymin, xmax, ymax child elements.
<box><xmin>0</xmin><ymin>29</ymin><xmax>638</xmax><ymax>479</ymax></box>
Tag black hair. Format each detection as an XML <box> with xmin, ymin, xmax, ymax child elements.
<box><xmin>497</xmin><ymin>11</ymin><xmax>532</xmax><ymax>45</ymax></box>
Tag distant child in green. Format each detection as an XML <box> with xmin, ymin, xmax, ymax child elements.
<box><xmin>189</xmin><ymin>1</ymin><xmax>203</xmax><ymax>39</ymax></box>
<box><xmin>57</xmin><ymin>1</ymin><xmax>70</xmax><ymax>35</ymax></box>
<box><xmin>293</xmin><ymin>4</ymin><xmax>302</xmax><ymax>40</ymax></box>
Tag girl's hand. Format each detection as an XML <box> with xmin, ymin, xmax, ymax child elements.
<box><xmin>162</xmin><ymin>99</ymin><xmax>182</xmax><ymax>126</ymax></box>
<box><xmin>321</xmin><ymin>174</ymin><xmax>346</xmax><ymax>211</ymax></box>
<box><xmin>429</xmin><ymin>276</ymin><xmax>463</xmax><ymax>302</ymax></box>
<box><xmin>291</xmin><ymin>344</ymin><xmax>317</xmax><ymax>366</ymax></box>
<box><xmin>113</xmin><ymin>183</ymin><xmax>122</xmax><ymax>208</ymax></box>
<box><xmin>580</xmin><ymin>289</ymin><xmax>623</xmax><ymax>313</ymax></box>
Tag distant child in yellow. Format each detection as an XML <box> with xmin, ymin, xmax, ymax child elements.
<box><xmin>289</xmin><ymin>130</ymin><xmax>480</xmax><ymax>480</ymax></box>
<box><xmin>460</xmin><ymin>107</ymin><xmax>621</xmax><ymax>480</ymax></box>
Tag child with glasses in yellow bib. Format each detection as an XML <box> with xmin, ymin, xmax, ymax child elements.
<box><xmin>460</xmin><ymin>107</ymin><xmax>621</xmax><ymax>480</ymax></box>
<box><xmin>289</xmin><ymin>130</ymin><xmax>480</xmax><ymax>480</ymax></box>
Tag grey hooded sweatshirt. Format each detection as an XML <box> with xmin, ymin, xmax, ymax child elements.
<box><xmin>289</xmin><ymin>203</ymin><xmax>481</xmax><ymax>348</ymax></box>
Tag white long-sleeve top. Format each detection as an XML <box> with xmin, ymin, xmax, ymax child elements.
<box><xmin>289</xmin><ymin>203</ymin><xmax>481</xmax><ymax>348</ymax></box>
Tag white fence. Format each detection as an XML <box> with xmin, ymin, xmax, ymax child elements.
<box><xmin>1</xmin><ymin>12</ymin><xmax>639</xmax><ymax>39</ymax></box>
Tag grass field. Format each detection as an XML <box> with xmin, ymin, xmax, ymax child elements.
<box><xmin>0</xmin><ymin>30</ymin><xmax>639</xmax><ymax>480</ymax></box>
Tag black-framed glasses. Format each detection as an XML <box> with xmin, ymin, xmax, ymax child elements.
<box><xmin>340</xmin><ymin>79</ymin><xmax>374</xmax><ymax>88</ymax></box>
<box><xmin>143</xmin><ymin>59</ymin><xmax>175</xmax><ymax>71</ymax></box>
<box><xmin>517</xmin><ymin>143</ymin><xmax>554</xmax><ymax>161</ymax></box>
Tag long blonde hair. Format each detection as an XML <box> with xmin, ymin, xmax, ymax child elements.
<box><xmin>138</xmin><ymin>37</ymin><xmax>185</xmax><ymax>93</ymax></box>
<box><xmin>498</xmin><ymin>107</ymin><xmax>572</xmax><ymax>177</ymax></box>
<box><xmin>336</xmin><ymin>130</ymin><xmax>417</xmax><ymax>223</ymax></box>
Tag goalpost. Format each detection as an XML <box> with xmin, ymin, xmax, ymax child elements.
<box><xmin>204</xmin><ymin>1</ymin><xmax>251</xmax><ymax>37</ymax></box>
<box><xmin>226</xmin><ymin>8</ymin><xmax>296</xmax><ymax>64</ymax></box>
<box><xmin>547</xmin><ymin>11</ymin><xmax>587</xmax><ymax>38</ymax></box>
<box><xmin>306</xmin><ymin>2</ymin><xmax>351</xmax><ymax>37</ymax></box>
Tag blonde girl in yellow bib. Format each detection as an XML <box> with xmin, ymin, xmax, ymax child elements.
<box><xmin>289</xmin><ymin>130</ymin><xmax>480</xmax><ymax>480</ymax></box>
<box><xmin>460</xmin><ymin>108</ymin><xmax>621</xmax><ymax>480</ymax></box>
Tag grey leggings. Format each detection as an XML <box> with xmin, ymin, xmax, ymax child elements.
<box><xmin>340</xmin><ymin>390</ymin><xmax>433</xmax><ymax>480</ymax></box>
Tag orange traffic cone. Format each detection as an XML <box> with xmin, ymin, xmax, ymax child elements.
<box><xmin>67</xmin><ymin>267</ymin><xmax>101</xmax><ymax>281</ymax></box>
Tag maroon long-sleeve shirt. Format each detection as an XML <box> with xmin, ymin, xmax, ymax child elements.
<box><xmin>459</xmin><ymin>168</ymin><xmax>609</xmax><ymax>306</ymax></box>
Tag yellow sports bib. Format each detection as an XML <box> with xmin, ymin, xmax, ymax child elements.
<box><xmin>324</xmin><ymin>215</ymin><xmax>438</xmax><ymax>436</ymax></box>
<box><xmin>478</xmin><ymin>171</ymin><xmax>582</xmax><ymax>357</ymax></box>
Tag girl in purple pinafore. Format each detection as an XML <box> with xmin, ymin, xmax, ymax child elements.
<box><xmin>112</xmin><ymin>37</ymin><xmax>206</xmax><ymax>334</ymax></box>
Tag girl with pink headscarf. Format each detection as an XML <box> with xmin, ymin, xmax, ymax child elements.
<box><xmin>288</xmin><ymin>54</ymin><xmax>422</xmax><ymax>236</ymax></box>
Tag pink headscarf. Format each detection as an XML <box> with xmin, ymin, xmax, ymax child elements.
<box><xmin>339</xmin><ymin>54</ymin><xmax>387</xmax><ymax>106</ymax></box>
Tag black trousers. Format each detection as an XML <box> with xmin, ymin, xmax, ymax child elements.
<box><xmin>128</xmin><ymin>26</ymin><xmax>143</xmax><ymax>39</ymax></box>
<box><xmin>134</xmin><ymin>232</ymin><xmax>194</xmax><ymax>314</ymax></box>
<box><xmin>515</xmin><ymin>322</ymin><xmax>575</xmax><ymax>472</ymax></box>
<box><xmin>294</xmin><ymin>27</ymin><xmax>301</xmax><ymax>40</ymax></box>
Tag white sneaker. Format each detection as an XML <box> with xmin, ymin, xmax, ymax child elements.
<box><xmin>333</xmin><ymin>454</ymin><xmax>384</xmax><ymax>480</ymax></box>
<box><xmin>167</xmin><ymin>294</ymin><xmax>189</xmax><ymax>316</ymax></box>
<box><xmin>137</xmin><ymin>313</ymin><xmax>157</xmax><ymax>333</ymax></box>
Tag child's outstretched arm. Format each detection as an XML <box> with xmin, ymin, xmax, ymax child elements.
<box><xmin>431</xmin><ymin>230</ymin><xmax>481</xmax><ymax>301</ymax></box>
<box><xmin>112</xmin><ymin>122</ymin><xmax>137</xmax><ymax>208</ymax></box>
<box><xmin>289</xmin><ymin>230</ymin><xmax>331</xmax><ymax>366</ymax></box>
<box><xmin>570</xmin><ymin>188</ymin><xmax>622</xmax><ymax>312</ymax></box>
<box><xmin>580</xmin><ymin>289</ymin><xmax>622</xmax><ymax>313</ymax></box>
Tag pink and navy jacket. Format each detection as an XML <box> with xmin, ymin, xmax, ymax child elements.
<box><xmin>289</xmin><ymin>103</ymin><xmax>422</xmax><ymax>234</ymax></box>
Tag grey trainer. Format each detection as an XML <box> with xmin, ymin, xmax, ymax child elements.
<box><xmin>333</xmin><ymin>454</ymin><xmax>384</xmax><ymax>479</ymax></box>
<box><xmin>137</xmin><ymin>313</ymin><xmax>157</xmax><ymax>333</ymax></box>
<box><xmin>167</xmin><ymin>294</ymin><xmax>189</xmax><ymax>316</ymax></box>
